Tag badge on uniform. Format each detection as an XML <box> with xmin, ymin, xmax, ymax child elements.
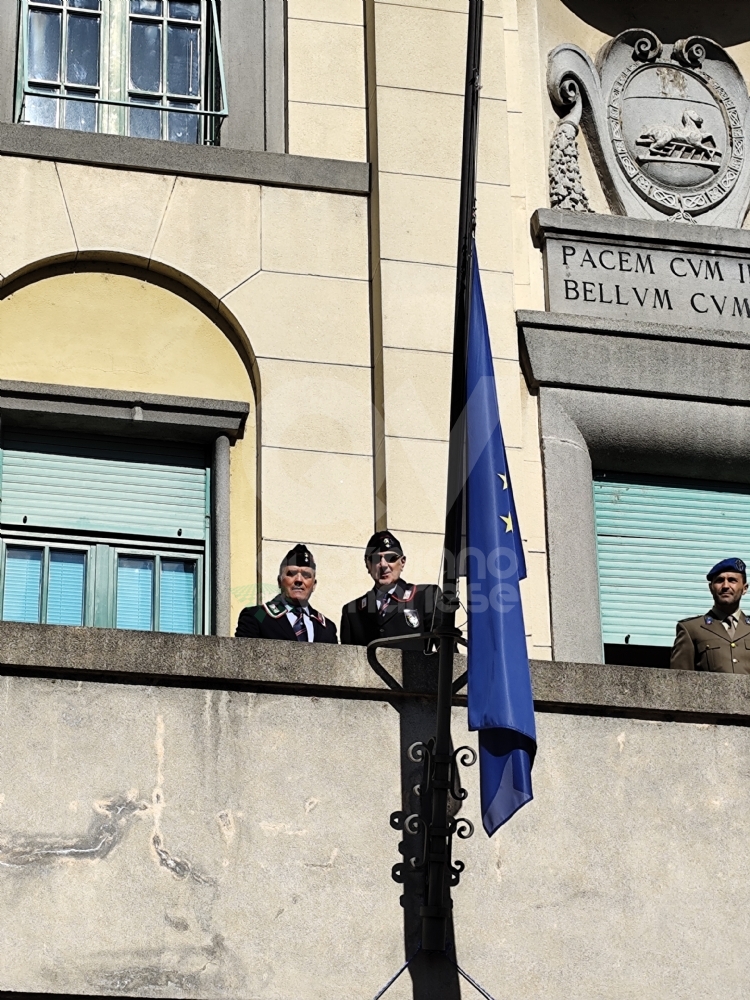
<box><xmin>405</xmin><ymin>609</ymin><xmax>420</xmax><ymax>629</ymax></box>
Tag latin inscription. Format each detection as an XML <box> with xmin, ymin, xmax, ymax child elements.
<box><xmin>546</xmin><ymin>239</ymin><xmax>750</xmax><ymax>330</ymax></box>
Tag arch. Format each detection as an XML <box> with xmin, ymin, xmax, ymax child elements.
<box><xmin>0</xmin><ymin>257</ymin><xmax>262</xmax><ymax>628</ymax></box>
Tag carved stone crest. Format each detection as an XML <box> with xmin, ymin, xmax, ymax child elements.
<box><xmin>548</xmin><ymin>30</ymin><xmax>750</xmax><ymax>226</ymax></box>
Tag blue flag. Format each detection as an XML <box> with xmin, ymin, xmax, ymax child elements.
<box><xmin>465</xmin><ymin>244</ymin><xmax>537</xmax><ymax>837</ymax></box>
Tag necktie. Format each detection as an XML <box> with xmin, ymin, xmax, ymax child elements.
<box><xmin>727</xmin><ymin>615</ymin><xmax>737</xmax><ymax>640</ymax></box>
<box><xmin>378</xmin><ymin>593</ymin><xmax>392</xmax><ymax>617</ymax></box>
<box><xmin>293</xmin><ymin>608</ymin><xmax>308</xmax><ymax>642</ymax></box>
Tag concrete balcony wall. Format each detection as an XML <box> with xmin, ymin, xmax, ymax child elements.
<box><xmin>0</xmin><ymin>622</ymin><xmax>749</xmax><ymax>998</ymax></box>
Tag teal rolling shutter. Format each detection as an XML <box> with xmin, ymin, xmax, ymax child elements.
<box><xmin>116</xmin><ymin>556</ymin><xmax>155</xmax><ymax>630</ymax></box>
<box><xmin>0</xmin><ymin>430</ymin><xmax>207</xmax><ymax>540</ymax></box>
<box><xmin>2</xmin><ymin>547</ymin><xmax>42</xmax><ymax>622</ymax></box>
<box><xmin>159</xmin><ymin>559</ymin><xmax>196</xmax><ymax>633</ymax></box>
<box><xmin>594</xmin><ymin>473</ymin><xmax>750</xmax><ymax>646</ymax></box>
<box><xmin>47</xmin><ymin>550</ymin><xmax>86</xmax><ymax>626</ymax></box>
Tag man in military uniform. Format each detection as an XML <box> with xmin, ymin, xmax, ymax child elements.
<box><xmin>670</xmin><ymin>557</ymin><xmax>750</xmax><ymax>673</ymax></box>
<box><xmin>340</xmin><ymin>530</ymin><xmax>440</xmax><ymax>651</ymax></box>
<box><xmin>235</xmin><ymin>543</ymin><xmax>338</xmax><ymax>643</ymax></box>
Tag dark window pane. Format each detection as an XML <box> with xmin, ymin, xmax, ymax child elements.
<box><xmin>167</xmin><ymin>101</ymin><xmax>198</xmax><ymax>142</ymax></box>
<box><xmin>64</xmin><ymin>89</ymin><xmax>97</xmax><ymax>131</ymax></box>
<box><xmin>159</xmin><ymin>560</ymin><xmax>195</xmax><ymax>633</ymax></box>
<box><xmin>167</xmin><ymin>24</ymin><xmax>199</xmax><ymax>96</ymax></box>
<box><xmin>2</xmin><ymin>548</ymin><xmax>42</xmax><ymax>623</ymax></box>
<box><xmin>70</xmin><ymin>0</ymin><xmax>101</xmax><ymax>9</ymax></box>
<box><xmin>66</xmin><ymin>13</ymin><xmax>100</xmax><ymax>86</ymax></box>
<box><xmin>130</xmin><ymin>21</ymin><xmax>161</xmax><ymax>92</ymax></box>
<box><xmin>130</xmin><ymin>0</ymin><xmax>162</xmax><ymax>13</ymax></box>
<box><xmin>25</xmin><ymin>90</ymin><xmax>59</xmax><ymax>126</ymax></box>
<box><xmin>47</xmin><ymin>550</ymin><xmax>85</xmax><ymax>626</ymax></box>
<box><xmin>169</xmin><ymin>1</ymin><xmax>200</xmax><ymax>19</ymax></box>
<box><xmin>130</xmin><ymin>97</ymin><xmax>161</xmax><ymax>138</ymax></box>
<box><xmin>28</xmin><ymin>10</ymin><xmax>61</xmax><ymax>81</ymax></box>
<box><xmin>116</xmin><ymin>556</ymin><xmax>154</xmax><ymax>630</ymax></box>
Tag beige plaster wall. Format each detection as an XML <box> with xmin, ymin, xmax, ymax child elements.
<box><xmin>286</xmin><ymin>0</ymin><xmax>367</xmax><ymax>161</ymax></box>
<box><xmin>371</xmin><ymin>0</ymin><xmax>552</xmax><ymax>656</ymax></box>
<box><xmin>0</xmin><ymin>157</ymin><xmax>374</xmax><ymax>630</ymax></box>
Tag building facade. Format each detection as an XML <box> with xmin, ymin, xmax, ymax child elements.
<box><xmin>4</xmin><ymin>2</ymin><xmax>750</xmax><ymax>997</ymax></box>
<box><xmin>0</xmin><ymin>0</ymin><xmax>556</xmax><ymax>647</ymax></box>
<box><xmin>4</xmin><ymin>0</ymin><xmax>748</xmax><ymax>664</ymax></box>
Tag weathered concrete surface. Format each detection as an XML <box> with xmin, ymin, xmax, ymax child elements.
<box><xmin>3</xmin><ymin>621</ymin><xmax>750</xmax><ymax>721</ymax></box>
<box><xmin>1</xmin><ymin>672</ymin><xmax>750</xmax><ymax>999</ymax></box>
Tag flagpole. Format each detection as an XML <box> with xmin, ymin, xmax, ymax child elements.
<box><xmin>420</xmin><ymin>0</ymin><xmax>484</xmax><ymax>953</ymax></box>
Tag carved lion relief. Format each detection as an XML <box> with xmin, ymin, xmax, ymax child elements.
<box><xmin>547</xmin><ymin>29</ymin><xmax>750</xmax><ymax>227</ymax></box>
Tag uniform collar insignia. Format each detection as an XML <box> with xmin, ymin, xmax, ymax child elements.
<box><xmin>705</xmin><ymin>616</ymin><xmax>714</xmax><ymax>624</ymax></box>
<box><xmin>265</xmin><ymin>596</ymin><xmax>287</xmax><ymax>618</ymax></box>
<box><xmin>391</xmin><ymin>581</ymin><xmax>415</xmax><ymax>603</ymax></box>
<box><xmin>310</xmin><ymin>608</ymin><xmax>326</xmax><ymax>626</ymax></box>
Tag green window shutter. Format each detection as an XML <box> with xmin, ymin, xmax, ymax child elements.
<box><xmin>1</xmin><ymin>429</ymin><xmax>207</xmax><ymax>540</ymax></box>
<box><xmin>594</xmin><ymin>473</ymin><xmax>750</xmax><ymax>647</ymax></box>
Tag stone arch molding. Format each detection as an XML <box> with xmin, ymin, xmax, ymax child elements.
<box><xmin>0</xmin><ymin>156</ymin><xmax>262</xmax><ymax>373</ymax></box>
<box><xmin>548</xmin><ymin>29</ymin><xmax>750</xmax><ymax>227</ymax></box>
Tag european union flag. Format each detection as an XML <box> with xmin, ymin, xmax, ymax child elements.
<box><xmin>465</xmin><ymin>244</ymin><xmax>537</xmax><ymax>836</ymax></box>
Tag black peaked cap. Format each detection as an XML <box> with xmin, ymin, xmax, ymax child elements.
<box><xmin>365</xmin><ymin>530</ymin><xmax>403</xmax><ymax>560</ymax></box>
<box><xmin>280</xmin><ymin>543</ymin><xmax>316</xmax><ymax>570</ymax></box>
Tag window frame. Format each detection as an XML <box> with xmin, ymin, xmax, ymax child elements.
<box><xmin>0</xmin><ymin>531</ymin><xmax>206</xmax><ymax>632</ymax></box>
<box><xmin>15</xmin><ymin>0</ymin><xmax>228</xmax><ymax>144</ymax></box>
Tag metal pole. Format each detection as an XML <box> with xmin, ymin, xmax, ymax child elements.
<box><xmin>420</xmin><ymin>0</ymin><xmax>484</xmax><ymax>953</ymax></box>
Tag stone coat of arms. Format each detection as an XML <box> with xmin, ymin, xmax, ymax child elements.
<box><xmin>547</xmin><ymin>29</ymin><xmax>750</xmax><ymax>226</ymax></box>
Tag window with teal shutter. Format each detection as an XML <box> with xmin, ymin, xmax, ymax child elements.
<box><xmin>2</xmin><ymin>547</ymin><xmax>43</xmax><ymax>623</ymax></box>
<box><xmin>47</xmin><ymin>550</ymin><xmax>86</xmax><ymax>626</ymax></box>
<box><xmin>117</xmin><ymin>556</ymin><xmax>155</xmax><ymax>630</ymax></box>
<box><xmin>0</xmin><ymin>428</ymin><xmax>209</xmax><ymax>633</ymax></box>
<box><xmin>593</xmin><ymin>472</ymin><xmax>750</xmax><ymax>665</ymax></box>
<box><xmin>160</xmin><ymin>559</ymin><xmax>196</xmax><ymax>633</ymax></box>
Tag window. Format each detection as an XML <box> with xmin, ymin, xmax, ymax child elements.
<box><xmin>16</xmin><ymin>0</ymin><xmax>227</xmax><ymax>144</ymax></box>
<box><xmin>0</xmin><ymin>429</ymin><xmax>210</xmax><ymax>633</ymax></box>
<box><xmin>593</xmin><ymin>472</ymin><xmax>750</xmax><ymax>667</ymax></box>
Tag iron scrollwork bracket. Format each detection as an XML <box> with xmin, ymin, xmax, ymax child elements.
<box><xmin>390</xmin><ymin>738</ymin><xmax>477</xmax><ymax>899</ymax></box>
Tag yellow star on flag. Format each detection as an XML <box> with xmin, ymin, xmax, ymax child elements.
<box><xmin>498</xmin><ymin>473</ymin><xmax>507</xmax><ymax>490</ymax></box>
<box><xmin>500</xmin><ymin>513</ymin><xmax>513</xmax><ymax>533</ymax></box>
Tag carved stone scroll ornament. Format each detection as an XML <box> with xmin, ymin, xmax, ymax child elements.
<box><xmin>547</xmin><ymin>29</ymin><xmax>750</xmax><ymax>227</ymax></box>
<box><xmin>549</xmin><ymin>79</ymin><xmax>592</xmax><ymax>212</ymax></box>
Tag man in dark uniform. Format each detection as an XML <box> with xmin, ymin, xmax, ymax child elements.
<box><xmin>235</xmin><ymin>544</ymin><xmax>337</xmax><ymax>643</ymax></box>
<box><xmin>670</xmin><ymin>557</ymin><xmax>750</xmax><ymax>673</ymax></box>
<box><xmin>340</xmin><ymin>530</ymin><xmax>440</xmax><ymax>651</ymax></box>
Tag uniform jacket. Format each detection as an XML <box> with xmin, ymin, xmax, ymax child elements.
<box><xmin>340</xmin><ymin>579</ymin><xmax>440</xmax><ymax>651</ymax></box>
<box><xmin>670</xmin><ymin>610</ymin><xmax>750</xmax><ymax>673</ymax></box>
<box><xmin>235</xmin><ymin>594</ymin><xmax>338</xmax><ymax>643</ymax></box>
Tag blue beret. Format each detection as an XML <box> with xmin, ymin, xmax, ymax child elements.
<box><xmin>707</xmin><ymin>557</ymin><xmax>747</xmax><ymax>580</ymax></box>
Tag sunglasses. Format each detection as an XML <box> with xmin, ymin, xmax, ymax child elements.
<box><xmin>369</xmin><ymin>552</ymin><xmax>401</xmax><ymax>564</ymax></box>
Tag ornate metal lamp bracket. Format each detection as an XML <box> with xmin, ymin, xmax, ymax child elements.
<box><xmin>368</xmin><ymin>633</ymin><xmax>477</xmax><ymax>906</ymax></box>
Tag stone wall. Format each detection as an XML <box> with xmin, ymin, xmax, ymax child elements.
<box><xmin>1</xmin><ymin>622</ymin><xmax>749</xmax><ymax>999</ymax></box>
